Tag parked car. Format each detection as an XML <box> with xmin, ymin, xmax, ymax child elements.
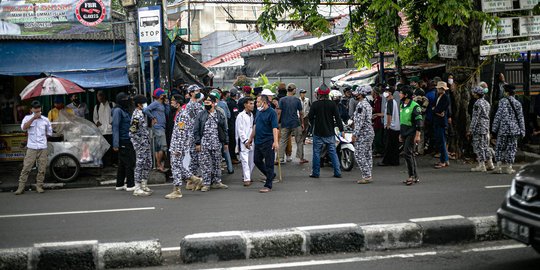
<box><xmin>497</xmin><ymin>160</ymin><xmax>540</xmax><ymax>254</ymax></box>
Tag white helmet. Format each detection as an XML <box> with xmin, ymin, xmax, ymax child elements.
<box><xmin>329</xmin><ymin>90</ymin><xmax>343</xmax><ymax>100</ymax></box>
<box><xmin>261</xmin><ymin>89</ymin><xmax>275</xmax><ymax>96</ymax></box>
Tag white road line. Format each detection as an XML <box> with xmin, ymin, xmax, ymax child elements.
<box><xmin>0</xmin><ymin>207</ymin><xmax>155</xmax><ymax>219</ymax></box>
<box><xmin>200</xmin><ymin>252</ymin><xmax>438</xmax><ymax>270</ymax></box>
<box><xmin>409</xmin><ymin>215</ymin><xmax>464</xmax><ymax>222</ymax></box>
<box><xmin>485</xmin><ymin>185</ymin><xmax>511</xmax><ymax>189</ymax></box>
<box><xmin>162</xmin><ymin>247</ymin><xmax>181</xmax><ymax>252</ymax></box>
<box><xmin>200</xmin><ymin>244</ymin><xmax>528</xmax><ymax>270</ymax></box>
<box><xmin>461</xmin><ymin>244</ymin><xmax>526</xmax><ymax>253</ymax></box>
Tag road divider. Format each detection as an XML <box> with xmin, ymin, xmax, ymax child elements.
<box><xmin>179</xmin><ymin>215</ymin><xmax>504</xmax><ymax>264</ymax></box>
<box><xmin>0</xmin><ymin>240</ymin><xmax>161</xmax><ymax>269</ymax></box>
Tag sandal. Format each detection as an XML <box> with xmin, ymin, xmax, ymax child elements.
<box><xmin>434</xmin><ymin>162</ymin><xmax>449</xmax><ymax>169</ymax></box>
<box><xmin>405</xmin><ymin>177</ymin><xmax>414</xmax><ymax>185</ymax></box>
<box><xmin>357</xmin><ymin>177</ymin><xmax>373</xmax><ymax>184</ymax></box>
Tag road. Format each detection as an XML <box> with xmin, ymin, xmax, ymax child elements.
<box><xmin>0</xmin><ymin>154</ymin><xmax>515</xmax><ymax>249</ymax></box>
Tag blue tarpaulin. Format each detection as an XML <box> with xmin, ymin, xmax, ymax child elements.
<box><xmin>0</xmin><ymin>41</ymin><xmax>130</xmax><ymax>88</ymax></box>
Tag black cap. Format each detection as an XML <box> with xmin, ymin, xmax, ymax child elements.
<box><xmin>503</xmin><ymin>84</ymin><xmax>516</xmax><ymax>94</ymax></box>
<box><xmin>31</xmin><ymin>100</ymin><xmax>41</xmax><ymax>108</ymax></box>
<box><xmin>299</xmin><ymin>89</ymin><xmax>307</xmax><ymax>93</ymax></box>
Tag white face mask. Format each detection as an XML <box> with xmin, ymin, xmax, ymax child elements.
<box><xmin>447</xmin><ymin>79</ymin><xmax>453</xmax><ymax>85</ymax></box>
<box><xmin>257</xmin><ymin>106</ymin><xmax>264</xmax><ymax>111</ymax></box>
<box><xmin>383</xmin><ymin>92</ymin><xmax>390</xmax><ymax>98</ymax></box>
<box><xmin>142</xmin><ymin>103</ymin><xmax>148</xmax><ymax>108</ymax></box>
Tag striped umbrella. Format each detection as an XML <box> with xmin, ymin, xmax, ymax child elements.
<box><xmin>20</xmin><ymin>76</ymin><xmax>84</xmax><ymax>100</ymax></box>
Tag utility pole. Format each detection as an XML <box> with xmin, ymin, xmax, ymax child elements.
<box><xmin>125</xmin><ymin>6</ymin><xmax>140</xmax><ymax>93</ymax></box>
<box><xmin>158</xmin><ymin>0</ymin><xmax>172</xmax><ymax>93</ymax></box>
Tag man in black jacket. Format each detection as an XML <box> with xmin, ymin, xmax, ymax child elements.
<box><xmin>308</xmin><ymin>84</ymin><xmax>344</xmax><ymax>178</ymax></box>
<box><xmin>193</xmin><ymin>95</ymin><xmax>229</xmax><ymax>192</ymax></box>
<box><xmin>433</xmin><ymin>81</ymin><xmax>450</xmax><ymax>169</ymax></box>
<box><xmin>225</xmin><ymin>89</ymin><xmax>239</xmax><ymax>163</ymax></box>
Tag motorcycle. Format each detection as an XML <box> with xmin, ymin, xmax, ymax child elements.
<box><xmin>320</xmin><ymin>121</ymin><xmax>355</xmax><ymax>171</ymax></box>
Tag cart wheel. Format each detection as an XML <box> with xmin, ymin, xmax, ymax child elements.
<box><xmin>50</xmin><ymin>154</ymin><xmax>80</xmax><ymax>182</ymax></box>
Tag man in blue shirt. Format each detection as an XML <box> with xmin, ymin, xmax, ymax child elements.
<box><xmin>112</xmin><ymin>92</ymin><xmax>135</xmax><ymax>191</ymax></box>
<box><xmin>247</xmin><ymin>94</ymin><xmax>279</xmax><ymax>193</ymax></box>
<box><xmin>278</xmin><ymin>83</ymin><xmax>306</xmax><ymax>164</ymax></box>
<box><xmin>143</xmin><ymin>88</ymin><xmax>170</xmax><ymax>172</ymax></box>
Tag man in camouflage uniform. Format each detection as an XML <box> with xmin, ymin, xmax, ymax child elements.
<box><xmin>166</xmin><ymin>94</ymin><xmax>202</xmax><ymax>199</ymax></box>
<box><xmin>193</xmin><ymin>94</ymin><xmax>229</xmax><ymax>192</ymax></box>
<box><xmin>468</xmin><ymin>86</ymin><xmax>494</xmax><ymax>172</ymax></box>
<box><xmin>184</xmin><ymin>85</ymin><xmax>205</xmax><ymax>188</ymax></box>
<box><xmin>130</xmin><ymin>95</ymin><xmax>153</xmax><ymax>196</ymax></box>
<box><xmin>353</xmin><ymin>86</ymin><xmax>375</xmax><ymax>184</ymax></box>
<box><xmin>492</xmin><ymin>84</ymin><xmax>525</xmax><ymax>174</ymax></box>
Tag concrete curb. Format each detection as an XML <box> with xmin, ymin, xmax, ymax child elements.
<box><xmin>0</xmin><ymin>240</ymin><xmax>161</xmax><ymax>270</ymax></box>
<box><xmin>179</xmin><ymin>215</ymin><xmax>503</xmax><ymax>264</ymax></box>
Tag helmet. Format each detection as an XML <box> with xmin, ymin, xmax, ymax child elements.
<box><xmin>359</xmin><ymin>85</ymin><xmax>372</xmax><ymax>96</ymax></box>
<box><xmin>187</xmin><ymin>84</ymin><xmax>202</xmax><ymax>92</ymax></box>
<box><xmin>329</xmin><ymin>90</ymin><xmax>343</xmax><ymax>100</ymax></box>
<box><xmin>261</xmin><ymin>89</ymin><xmax>275</xmax><ymax>96</ymax></box>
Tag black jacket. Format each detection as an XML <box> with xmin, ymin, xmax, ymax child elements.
<box><xmin>193</xmin><ymin>109</ymin><xmax>229</xmax><ymax>145</ymax></box>
<box><xmin>433</xmin><ymin>93</ymin><xmax>450</xmax><ymax>127</ymax></box>
<box><xmin>308</xmin><ymin>99</ymin><xmax>344</xmax><ymax>137</ymax></box>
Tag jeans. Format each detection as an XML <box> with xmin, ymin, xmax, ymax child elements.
<box><xmin>117</xmin><ymin>140</ymin><xmax>135</xmax><ymax>188</ymax></box>
<box><xmin>222</xmin><ymin>146</ymin><xmax>233</xmax><ymax>173</ymax></box>
<box><xmin>312</xmin><ymin>135</ymin><xmax>341</xmax><ymax>176</ymax></box>
<box><xmin>254</xmin><ymin>141</ymin><xmax>275</xmax><ymax>189</ymax></box>
<box><xmin>434</xmin><ymin>125</ymin><xmax>449</xmax><ymax>163</ymax></box>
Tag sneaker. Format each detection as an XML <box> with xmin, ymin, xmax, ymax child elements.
<box><xmin>211</xmin><ymin>182</ymin><xmax>229</xmax><ymax>189</ymax></box>
<box><xmin>133</xmin><ymin>187</ymin><xmax>151</xmax><ymax>196</ymax></box>
<box><xmin>201</xmin><ymin>186</ymin><xmax>210</xmax><ymax>192</ymax></box>
<box><xmin>286</xmin><ymin>156</ymin><xmax>293</xmax><ymax>162</ymax></box>
<box><xmin>125</xmin><ymin>186</ymin><xmax>136</xmax><ymax>192</ymax></box>
<box><xmin>115</xmin><ymin>185</ymin><xmax>126</xmax><ymax>191</ymax></box>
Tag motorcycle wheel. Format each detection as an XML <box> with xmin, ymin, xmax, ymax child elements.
<box><xmin>341</xmin><ymin>149</ymin><xmax>354</xmax><ymax>171</ymax></box>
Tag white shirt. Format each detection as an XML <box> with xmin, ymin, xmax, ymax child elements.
<box><xmin>93</xmin><ymin>101</ymin><xmax>115</xmax><ymax>135</ymax></box>
<box><xmin>300</xmin><ymin>97</ymin><xmax>310</xmax><ymax>118</ymax></box>
<box><xmin>21</xmin><ymin>114</ymin><xmax>52</xmax><ymax>150</ymax></box>
<box><xmin>235</xmin><ymin>110</ymin><xmax>254</xmax><ymax>152</ymax></box>
<box><xmin>67</xmin><ymin>102</ymin><xmax>89</xmax><ymax>118</ymax></box>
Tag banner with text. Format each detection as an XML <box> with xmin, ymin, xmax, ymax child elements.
<box><xmin>0</xmin><ymin>0</ymin><xmax>111</xmax><ymax>36</ymax></box>
<box><xmin>482</xmin><ymin>0</ymin><xmax>539</xmax><ymax>12</ymax></box>
<box><xmin>480</xmin><ymin>40</ymin><xmax>540</xmax><ymax>56</ymax></box>
<box><xmin>483</xmin><ymin>16</ymin><xmax>540</xmax><ymax>40</ymax></box>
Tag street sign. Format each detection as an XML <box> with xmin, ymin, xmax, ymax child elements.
<box><xmin>480</xmin><ymin>40</ymin><xmax>540</xmax><ymax>56</ymax></box>
<box><xmin>520</xmin><ymin>16</ymin><xmax>540</xmax><ymax>36</ymax></box>
<box><xmin>482</xmin><ymin>18</ymin><xmax>515</xmax><ymax>40</ymax></box>
<box><xmin>138</xmin><ymin>5</ymin><xmax>162</xmax><ymax>47</ymax></box>
<box><xmin>482</xmin><ymin>0</ymin><xmax>539</xmax><ymax>12</ymax></box>
<box><xmin>438</xmin><ymin>45</ymin><xmax>458</xmax><ymax>59</ymax></box>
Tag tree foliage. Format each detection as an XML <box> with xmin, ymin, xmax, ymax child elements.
<box><xmin>256</xmin><ymin>0</ymin><xmax>497</xmax><ymax>68</ymax></box>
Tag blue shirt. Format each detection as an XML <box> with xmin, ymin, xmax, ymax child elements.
<box><xmin>217</xmin><ymin>100</ymin><xmax>231</xmax><ymax>119</ymax></box>
<box><xmin>278</xmin><ymin>96</ymin><xmax>303</xmax><ymax>128</ymax></box>
<box><xmin>255</xmin><ymin>107</ymin><xmax>278</xmax><ymax>145</ymax></box>
<box><xmin>112</xmin><ymin>107</ymin><xmax>131</xmax><ymax>148</ymax></box>
<box><xmin>425</xmin><ymin>88</ymin><xmax>436</xmax><ymax>122</ymax></box>
<box><xmin>143</xmin><ymin>100</ymin><xmax>169</xmax><ymax>130</ymax></box>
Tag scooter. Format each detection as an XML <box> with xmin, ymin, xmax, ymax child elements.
<box><xmin>320</xmin><ymin>121</ymin><xmax>355</xmax><ymax>171</ymax></box>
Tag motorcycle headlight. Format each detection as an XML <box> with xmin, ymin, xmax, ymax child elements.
<box><xmin>509</xmin><ymin>179</ymin><xmax>516</xmax><ymax>196</ymax></box>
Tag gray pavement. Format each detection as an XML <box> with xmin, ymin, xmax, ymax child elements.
<box><xmin>0</xmin><ymin>150</ymin><xmax>517</xmax><ymax>249</ymax></box>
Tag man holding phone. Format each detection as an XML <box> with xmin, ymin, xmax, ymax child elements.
<box><xmin>15</xmin><ymin>100</ymin><xmax>52</xmax><ymax>195</ymax></box>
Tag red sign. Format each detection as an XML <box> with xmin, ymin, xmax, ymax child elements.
<box><xmin>75</xmin><ymin>0</ymin><xmax>106</xmax><ymax>27</ymax></box>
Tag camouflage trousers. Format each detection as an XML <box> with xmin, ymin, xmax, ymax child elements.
<box><xmin>472</xmin><ymin>134</ymin><xmax>491</xmax><ymax>162</ymax></box>
<box><xmin>495</xmin><ymin>135</ymin><xmax>519</xmax><ymax>164</ymax></box>
<box><xmin>200</xmin><ymin>148</ymin><xmax>222</xmax><ymax>186</ymax></box>
<box><xmin>131</xmin><ymin>137</ymin><xmax>152</xmax><ymax>183</ymax></box>
<box><xmin>354</xmin><ymin>135</ymin><xmax>374</xmax><ymax>179</ymax></box>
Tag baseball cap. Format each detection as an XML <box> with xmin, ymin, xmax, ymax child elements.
<box><xmin>31</xmin><ymin>100</ymin><xmax>41</xmax><ymax>108</ymax></box>
<box><xmin>153</xmin><ymin>88</ymin><xmax>165</xmax><ymax>98</ymax></box>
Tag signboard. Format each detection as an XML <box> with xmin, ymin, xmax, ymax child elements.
<box><xmin>482</xmin><ymin>18</ymin><xmax>515</xmax><ymax>40</ymax></box>
<box><xmin>138</xmin><ymin>5</ymin><xmax>162</xmax><ymax>47</ymax></box>
<box><xmin>480</xmin><ymin>40</ymin><xmax>540</xmax><ymax>56</ymax></box>
<box><xmin>438</xmin><ymin>45</ymin><xmax>458</xmax><ymax>59</ymax></box>
<box><xmin>520</xmin><ymin>16</ymin><xmax>540</xmax><ymax>36</ymax></box>
<box><xmin>531</xmin><ymin>69</ymin><xmax>540</xmax><ymax>85</ymax></box>
<box><xmin>482</xmin><ymin>0</ymin><xmax>539</xmax><ymax>12</ymax></box>
<box><xmin>0</xmin><ymin>0</ymin><xmax>111</xmax><ymax>36</ymax></box>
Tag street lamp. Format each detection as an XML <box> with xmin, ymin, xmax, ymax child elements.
<box><xmin>120</xmin><ymin>0</ymin><xmax>137</xmax><ymax>8</ymax></box>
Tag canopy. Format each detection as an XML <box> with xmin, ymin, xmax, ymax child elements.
<box><xmin>0</xmin><ymin>41</ymin><xmax>130</xmax><ymax>88</ymax></box>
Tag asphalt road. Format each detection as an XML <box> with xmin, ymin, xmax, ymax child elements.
<box><xmin>151</xmin><ymin>240</ymin><xmax>540</xmax><ymax>270</ymax></box>
<box><xmin>0</xmin><ymin>152</ymin><xmax>516</xmax><ymax>249</ymax></box>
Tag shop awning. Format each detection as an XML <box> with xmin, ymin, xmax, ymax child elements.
<box><xmin>0</xmin><ymin>41</ymin><xmax>130</xmax><ymax>88</ymax></box>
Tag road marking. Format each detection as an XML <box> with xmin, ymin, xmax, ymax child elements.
<box><xmin>485</xmin><ymin>185</ymin><xmax>511</xmax><ymax>189</ymax></box>
<box><xmin>461</xmin><ymin>244</ymin><xmax>526</xmax><ymax>253</ymax></box>
<box><xmin>162</xmin><ymin>247</ymin><xmax>181</xmax><ymax>252</ymax></box>
<box><xmin>200</xmin><ymin>244</ymin><xmax>528</xmax><ymax>270</ymax></box>
<box><xmin>0</xmin><ymin>207</ymin><xmax>155</xmax><ymax>219</ymax></box>
<box><xmin>409</xmin><ymin>215</ymin><xmax>464</xmax><ymax>222</ymax></box>
<box><xmin>201</xmin><ymin>252</ymin><xmax>437</xmax><ymax>270</ymax></box>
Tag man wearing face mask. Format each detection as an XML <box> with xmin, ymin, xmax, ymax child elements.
<box><xmin>48</xmin><ymin>96</ymin><xmax>74</xmax><ymax>124</ymax></box>
<box><xmin>130</xmin><ymin>95</ymin><xmax>153</xmax><ymax>196</ymax></box>
<box><xmin>67</xmin><ymin>94</ymin><xmax>89</xmax><ymax>119</ymax></box>
<box><xmin>112</xmin><ymin>92</ymin><xmax>136</xmax><ymax>191</ymax></box>
<box><xmin>378</xmin><ymin>87</ymin><xmax>401</xmax><ymax>166</ymax></box>
<box><xmin>143</xmin><ymin>88</ymin><xmax>170</xmax><ymax>173</ymax></box>
<box><xmin>15</xmin><ymin>100</ymin><xmax>52</xmax><ymax>195</ymax></box>
<box><xmin>193</xmin><ymin>95</ymin><xmax>229</xmax><ymax>192</ymax></box>
<box><xmin>184</xmin><ymin>86</ymin><xmax>205</xmax><ymax>183</ymax></box>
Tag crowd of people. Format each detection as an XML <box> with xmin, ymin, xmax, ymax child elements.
<box><xmin>12</xmin><ymin>73</ymin><xmax>535</xmax><ymax>196</ymax></box>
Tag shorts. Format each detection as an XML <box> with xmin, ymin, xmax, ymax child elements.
<box><xmin>153</xmin><ymin>128</ymin><xmax>167</xmax><ymax>152</ymax></box>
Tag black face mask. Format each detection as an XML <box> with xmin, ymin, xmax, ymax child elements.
<box><xmin>118</xmin><ymin>99</ymin><xmax>130</xmax><ymax>109</ymax></box>
<box><xmin>73</xmin><ymin>99</ymin><xmax>80</xmax><ymax>106</ymax></box>
<box><xmin>204</xmin><ymin>104</ymin><xmax>212</xmax><ymax>111</ymax></box>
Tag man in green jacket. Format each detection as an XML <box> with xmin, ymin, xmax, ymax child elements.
<box><xmin>399</xmin><ymin>86</ymin><xmax>423</xmax><ymax>186</ymax></box>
